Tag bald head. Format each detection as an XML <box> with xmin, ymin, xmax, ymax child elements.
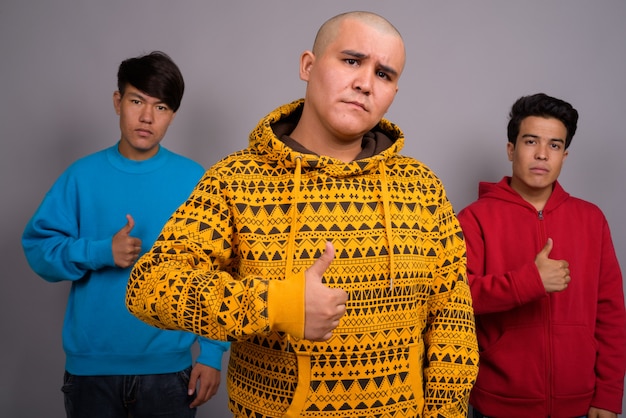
<box><xmin>312</xmin><ymin>11</ymin><xmax>404</xmax><ymax>57</ymax></box>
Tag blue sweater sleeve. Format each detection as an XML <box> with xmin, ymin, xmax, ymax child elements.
<box><xmin>196</xmin><ymin>337</ymin><xmax>230</xmax><ymax>370</ymax></box>
<box><xmin>22</xmin><ymin>169</ymin><xmax>115</xmax><ymax>282</ymax></box>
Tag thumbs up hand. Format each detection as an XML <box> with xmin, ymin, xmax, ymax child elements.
<box><xmin>112</xmin><ymin>214</ymin><xmax>142</xmax><ymax>268</ymax></box>
<box><xmin>304</xmin><ymin>241</ymin><xmax>348</xmax><ymax>341</ymax></box>
<box><xmin>535</xmin><ymin>238</ymin><xmax>571</xmax><ymax>293</ymax></box>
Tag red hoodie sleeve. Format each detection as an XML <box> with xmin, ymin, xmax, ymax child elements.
<box><xmin>591</xmin><ymin>219</ymin><xmax>626</xmax><ymax>413</ymax></box>
<box><xmin>458</xmin><ymin>206</ymin><xmax>548</xmax><ymax>315</ymax></box>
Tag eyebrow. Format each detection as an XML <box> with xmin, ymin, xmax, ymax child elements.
<box><xmin>127</xmin><ymin>91</ymin><xmax>167</xmax><ymax>106</ymax></box>
<box><xmin>521</xmin><ymin>133</ymin><xmax>565</xmax><ymax>144</ymax></box>
<box><xmin>341</xmin><ymin>49</ymin><xmax>399</xmax><ymax>78</ymax></box>
<box><xmin>127</xmin><ymin>91</ymin><xmax>145</xmax><ymax>99</ymax></box>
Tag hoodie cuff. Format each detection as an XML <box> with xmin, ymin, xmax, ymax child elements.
<box><xmin>267</xmin><ymin>271</ymin><xmax>305</xmax><ymax>339</ymax></box>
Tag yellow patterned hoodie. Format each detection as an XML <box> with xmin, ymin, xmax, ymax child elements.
<box><xmin>127</xmin><ymin>100</ymin><xmax>478</xmax><ymax>417</ymax></box>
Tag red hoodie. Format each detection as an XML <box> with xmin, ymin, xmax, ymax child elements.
<box><xmin>458</xmin><ymin>177</ymin><xmax>625</xmax><ymax>417</ymax></box>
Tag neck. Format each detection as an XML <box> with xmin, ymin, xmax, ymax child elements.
<box><xmin>290</xmin><ymin>123</ymin><xmax>363</xmax><ymax>164</ymax></box>
<box><xmin>509</xmin><ymin>179</ymin><xmax>553</xmax><ymax>211</ymax></box>
<box><xmin>118</xmin><ymin>141</ymin><xmax>159</xmax><ymax>161</ymax></box>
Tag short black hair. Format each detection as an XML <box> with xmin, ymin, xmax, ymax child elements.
<box><xmin>507</xmin><ymin>93</ymin><xmax>579</xmax><ymax>150</ymax></box>
<box><xmin>117</xmin><ymin>51</ymin><xmax>184</xmax><ymax>112</ymax></box>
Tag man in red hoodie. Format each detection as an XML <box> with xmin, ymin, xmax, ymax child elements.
<box><xmin>458</xmin><ymin>93</ymin><xmax>625</xmax><ymax>418</ymax></box>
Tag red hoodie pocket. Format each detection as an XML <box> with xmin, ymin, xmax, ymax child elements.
<box><xmin>477</xmin><ymin>324</ymin><xmax>547</xmax><ymax>399</ymax></box>
<box><xmin>551</xmin><ymin>324</ymin><xmax>597</xmax><ymax>397</ymax></box>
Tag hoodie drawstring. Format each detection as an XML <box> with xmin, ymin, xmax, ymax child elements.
<box><xmin>378</xmin><ymin>160</ymin><xmax>396</xmax><ymax>290</ymax></box>
<box><xmin>285</xmin><ymin>156</ymin><xmax>302</xmax><ymax>278</ymax></box>
<box><xmin>285</xmin><ymin>156</ymin><xmax>303</xmax><ymax>352</ymax></box>
<box><xmin>285</xmin><ymin>157</ymin><xmax>395</xmax><ymax>333</ymax></box>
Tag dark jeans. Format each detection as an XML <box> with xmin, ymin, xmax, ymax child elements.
<box><xmin>62</xmin><ymin>367</ymin><xmax>196</xmax><ymax>418</ymax></box>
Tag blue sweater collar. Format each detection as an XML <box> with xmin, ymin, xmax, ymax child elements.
<box><xmin>106</xmin><ymin>143</ymin><xmax>169</xmax><ymax>173</ymax></box>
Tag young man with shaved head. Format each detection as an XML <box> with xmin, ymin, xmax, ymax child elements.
<box><xmin>127</xmin><ymin>12</ymin><xmax>479</xmax><ymax>417</ymax></box>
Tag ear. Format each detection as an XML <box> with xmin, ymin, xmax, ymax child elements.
<box><xmin>562</xmin><ymin>149</ymin><xmax>569</xmax><ymax>161</ymax></box>
<box><xmin>506</xmin><ymin>141</ymin><xmax>514</xmax><ymax>161</ymax></box>
<box><xmin>299</xmin><ymin>50</ymin><xmax>315</xmax><ymax>82</ymax></box>
<box><xmin>113</xmin><ymin>91</ymin><xmax>122</xmax><ymax>115</ymax></box>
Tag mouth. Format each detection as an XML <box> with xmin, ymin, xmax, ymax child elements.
<box><xmin>344</xmin><ymin>100</ymin><xmax>367</xmax><ymax>111</ymax></box>
<box><xmin>530</xmin><ymin>166</ymin><xmax>549</xmax><ymax>174</ymax></box>
<box><xmin>135</xmin><ymin>128</ymin><xmax>153</xmax><ymax>137</ymax></box>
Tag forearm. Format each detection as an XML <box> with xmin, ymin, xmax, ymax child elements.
<box><xmin>423</xmin><ymin>281</ymin><xmax>478</xmax><ymax>416</ymax></box>
<box><xmin>127</xmin><ymin>243</ymin><xmax>276</xmax><ymax>341</ymax></box>
<box><xmin>462</xmin><ymin>217</ymin><xmax>546</xmax><ymax>314</ymax></box>
<box><xmin>22</xmin><ymin>229</ymin><xmax>113</xmax><ymax>282</ymax></box>
<box><xmin>468</xmin><ymin>262</ymin><xmax>546</xmax><ymax>314</ymax></box>
<box><xmin>592</xmin><ymin>241</ymin><xmax>626</xmax><ymax>412</ymax></box>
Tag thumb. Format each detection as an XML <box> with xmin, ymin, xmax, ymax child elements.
<box><xmin>121</xmin><ymin>214</ymin><xmax>135</xmax><ymax>235</ymax></box>
<box><xmin>538</xmin><ymin>238</ymin><xmax>553</xmax><ymax>258</ymax></box>
<box><xmin>306</xmin><ymin>241</ymin><xmax>335</xmax><ymax>281</ymax></box>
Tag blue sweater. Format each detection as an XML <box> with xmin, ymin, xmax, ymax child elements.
<box><xmin>22</xmin><ymin>144</ymin><xmax>229</xmax><ymax>375</ymax></box>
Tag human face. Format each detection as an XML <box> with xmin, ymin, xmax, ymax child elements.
<box><xmin>507</xmin><ymin>116</ymin><xmax>569</xmax><ymax>204</ymax></box>
<box><xmin>298</xmin><ymin>18</ymin><xmax>404</xmax><ymax>146</ymax></box>
<box><xmin>113</xmin><ymin>84</ymin><xmax>176</xmax><ymax>160</ymax></box>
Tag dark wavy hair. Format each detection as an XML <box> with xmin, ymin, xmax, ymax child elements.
<box><xmin>507</xmin><ymin>93</ymin><xmax>579</xmax><ymax>150</ymax></box>
<box><xmin>117</xmin><ymin>51</ymin><xmax>184</xmax><ymax>112</ymax></box>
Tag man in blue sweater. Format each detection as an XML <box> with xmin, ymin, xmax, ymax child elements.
<box><xmin>22</xmin><ymin>51</ymin><xmax>229</xmax><ymax>417</ymax></box>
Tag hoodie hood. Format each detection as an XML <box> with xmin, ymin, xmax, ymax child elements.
<box><xmin>478</xmin><ymin>176</ymin><xmax>571</xmax><ymax>214</ymax></box>
<box><xmin>248</xmin><ymin>99</ymin><xmax>405</xmax><ymax>178</ymax></box>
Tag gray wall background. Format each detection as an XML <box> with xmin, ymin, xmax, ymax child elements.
<box><xmin>1</xmin><ymin>1</ymin><xmax>624</xmax><ymax>416</ymax></box>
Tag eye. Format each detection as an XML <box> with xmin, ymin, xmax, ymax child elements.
<box><xmin>131</xmin><ymin>99</ymin><xmax>141</xmax><ymax>105</ymax></box>
<box><xmin>345</xmin><ymin>58</ymin><xmax>359</xmax><ymax>66</ymax></box>
<box><xmin>377</xmin><ymin>70</ymin><xmax>390</xmax><ymax>80</ymax></box>
<box><xmin>156</xmin><ymin>105</ymin><xmax>169</xmax><ymax>111</ymax></box>
<box><xmin>550</xmin><ymin>143</ymin><xmax>562</xmax><ymax>150</ymax></box>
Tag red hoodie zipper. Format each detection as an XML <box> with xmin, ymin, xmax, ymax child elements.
<box><xmin>538</xmin><ymin>209</ymin><xmax>553</xmax><ymax>415</ymax></box>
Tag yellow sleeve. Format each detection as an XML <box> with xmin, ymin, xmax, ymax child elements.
<box><xmin>268</xmin><ymin>270</ymin><xmax>306</xmax><ymax>339</ymax></box>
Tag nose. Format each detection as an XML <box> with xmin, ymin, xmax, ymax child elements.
<box><xmin>535</xmin><ymin>144</ymin><xmax>548</xmax><ymax>160</ymax></box>
<box><xmin>139</xmin><ymin>105</ymin><xmax>153</xmax><ymax>123</ymax></box>
<box><xmin>353</xmin><ymin>69</ymin><xmax>373</xmax><ymax>95</ymax></box>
